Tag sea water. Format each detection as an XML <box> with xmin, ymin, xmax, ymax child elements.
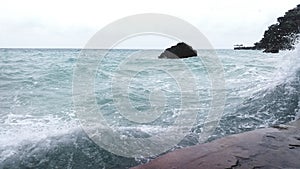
<box><xmin>0</xmin><ymin>46</ymin><xmax>299</xmax><ymax>168</ymax></box>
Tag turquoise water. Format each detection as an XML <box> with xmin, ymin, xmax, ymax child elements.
<box><xmin>0</xmin><ymin>47</ymin><xmax>299</xmax><ymax>168</ymax></box>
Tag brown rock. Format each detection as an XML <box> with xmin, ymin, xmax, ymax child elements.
<box><xmin>131</xmin><ymin>120</ymin><xmax>300</xmax><ymax>169</ymax></box>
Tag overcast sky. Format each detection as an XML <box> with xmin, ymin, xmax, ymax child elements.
<box><xmin>0</xmin><ymin>0</ymin><xmax>299</xmax><ymax>49</ymax></box>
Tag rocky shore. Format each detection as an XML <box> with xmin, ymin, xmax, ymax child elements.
<box><xmin>235</xmin><ymin>4</ymin><xmax>300</xmax><ymax>53</ymax></box>
<box><xmin>132</xmin><ymin>120</ymin><xmax>300</xmax><ymax>169</ymax></box>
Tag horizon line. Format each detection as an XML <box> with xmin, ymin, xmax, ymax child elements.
<box><xmin>0</xmin><ymin>47</ymin><xmax>233</xmax><ymax>50</ymax></box>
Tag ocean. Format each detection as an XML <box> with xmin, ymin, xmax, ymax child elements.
<box><xmin>0</xmin><ymin>46</ymin><xmax>299</xmax><ymax>169</ymax></box>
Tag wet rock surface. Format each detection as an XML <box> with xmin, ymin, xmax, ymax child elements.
<box><xmin>131</xmin><ymin>120</ymin><xmax>300</xmax><ymax>169</ymax></box>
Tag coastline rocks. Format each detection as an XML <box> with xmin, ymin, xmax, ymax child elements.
<box><xmin>263</xmin><ymin>48</ymin><xmax>279</xmax><ymax>53</ymax></box>
<box><xmin>159</xmin><ymin>42</ymin><xmax>197</xmax><ymax>59</ymax></box>
<box><xmin>254</xmin><ymin>4</ymin><xmax>300</xmax><ymax>53</ymax></box>
<box><xmin>131</xmin><ymin>120</ymin><xmax>300</xmax><ymax>169</ymax></box>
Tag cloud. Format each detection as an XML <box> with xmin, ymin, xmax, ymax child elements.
<box><xmin>0</xmin><ymin>0</ymin><xmax>299</xmax><ymax>48</ymax></box>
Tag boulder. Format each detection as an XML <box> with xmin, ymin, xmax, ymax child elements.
<box><xmin>159</xmin><ymin>42</ymin><xmax>197</xmax><ymax>59</ymax></box>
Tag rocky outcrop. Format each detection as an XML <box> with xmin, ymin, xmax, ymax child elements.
<box><xmin>158</xmin><ymin>42</ymin><xmax>197</xmax><ymax>59</ymax></box>
<box><xmin>254</xmin><ymin>4</ymin><xmax>300</xmax><ymax>53</ymax></box>
<box><xmin>131</xmin><ymin>120</ymin><xmax>300</xmax><ymax>169</ymax></box>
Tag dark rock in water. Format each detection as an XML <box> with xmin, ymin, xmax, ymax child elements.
<box><xmin>234</xmin><ymin>45</ymin><xmax>256</xmax><ymax>50</ymax></box>
<box><xmin>263</xmin><ymin>48</ymin><xmax>279</xmax><ymax>53</ymax></box>
<box><xmin>253</xmin><ymin>4</ymin><xmax>300</xmax><ymax>53</ymax></box>
<box><xmin>159</xmin><ymin>42</ymin><xmax>197</xmax><ymax>59</ymax></box>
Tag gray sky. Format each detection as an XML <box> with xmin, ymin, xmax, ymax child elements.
<box><xmin>0</xmin><ymin>0</ymin><xmax>299</xmax><ymax>49</ymax></box>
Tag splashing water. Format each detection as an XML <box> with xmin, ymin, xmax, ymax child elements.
<box><xmin>0</xmin><ymin>47</ymin><xmax>299</xmax><ymax>168</ymax></box>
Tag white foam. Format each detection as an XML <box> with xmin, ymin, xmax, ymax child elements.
<box><xmin>270</xmin><ymin>44</ymin><xmax>300</xmax><ymax>87</ymax></box>
<box><xmin>0</xmin><ymin>113</ymin><xmax>79</xmax><ymax>149</ymax></box>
